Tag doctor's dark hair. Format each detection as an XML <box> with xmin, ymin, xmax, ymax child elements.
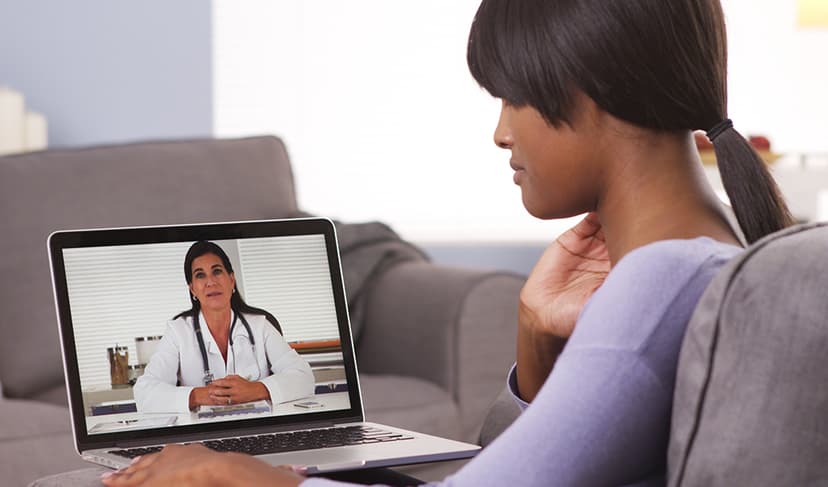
<box><xmin>175</xmin><ymin>241</ymin><xmax>282</xmax><ymax>335</ymax></box>
<box><xmin>467</xmin><ymin>0</ymin><xmax>793</xmax><ymax>244</ymax></box>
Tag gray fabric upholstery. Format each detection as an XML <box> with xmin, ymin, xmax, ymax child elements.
<box><xmin>477</xmin><ymin>386</ymin><xmax>522</xmax><ymax>447</ymax></box>
<box><xmin>0</xmin><ymin>136</ymin><xmax>297</xmax><ymax>399</ymax></box>
<box><xmin>668</xmin><ymin>222</ymin><xmax>828</xmax><ymax>486</ymax></box>
<box><xmin>357</xmin><ymin>262</ymin><xmax>522</xmax><ymax>442</ymax></box>
<box><xmin>0</xmin><ymin>400</ymin><xmax>90</xmax><ymax>486</ymax></box>
<box><xmin>29</xmin><ymin>468</ymin><xmax>108</xmax><ymax>487</ymax></box>
<box><xmin>1</xmin><ymin>136</ymin><xmax>525</xmax><ymax>486</ymax></box>
<box><xmin>330</xmin><ymin>219</ymin><xmax>429</xmax><ymax>341</ymax></box>
<box><xmin>361</xmin><ymin>375</ymin><xmax>462</xmax><ymax>439</ymax></box>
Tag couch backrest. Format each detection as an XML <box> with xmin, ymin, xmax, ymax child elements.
<box><xmin>668</xmin><ymin>222</ymin><xmax>828</xmax><ymax>486</ymax></box>
<box><xmin>0</xmin><ymin>136</ymin><xmax>298</xmax><ymax>399</ymax></box>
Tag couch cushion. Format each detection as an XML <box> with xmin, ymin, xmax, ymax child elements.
<box><xmin>0</xmin><ymin>136</ymin><xmax>297</xmax><ymax>398</ymax></box>
<box><xmin>29</xmin><ymin>383</ymin><xmax>71</xmax><ymax>408</ymax></box>
<box><xmin>360</xmin><ymin>374</ymin><xmax>462</xmax><ymax>440</ymax></box>
<box><xmin>668</xmin><ymin>223</ymin><xmax>828</xmax><ymax>486</ymax></box>
<box><xmin>0</xmin><ymin>398</ymin><xmax>74</xmax><ymax>441</ymax></box>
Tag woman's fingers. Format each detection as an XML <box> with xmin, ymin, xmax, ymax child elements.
<box><xmin>101</xmin><ymin>454</ymin><xmax>158</xmax><ymax>486</ymax></box>
<box><xmin>208</xmin><ymin>375</ymin><xmax>261</xmax><ymax>404</ymax></box>
<box><xmin>569</xmin><ymin>212</ymin><xmax>603</xmax><ymax>239</ymax></box>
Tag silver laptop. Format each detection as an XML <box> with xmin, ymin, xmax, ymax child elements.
<box><xmin>48</xmin><ymin>217</ymin><xmax>479</xmax><ymax>473</ymax></box>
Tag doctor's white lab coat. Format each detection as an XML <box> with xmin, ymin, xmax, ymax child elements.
<box><xmin>133</xmin><ymin>311</ymin><xmax>314</xmax><ymax>413</ymax></box>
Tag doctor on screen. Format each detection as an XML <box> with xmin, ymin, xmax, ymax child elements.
<box><xmin>134</xmin><ymin>241</ymin><xmax>314</xmax><ymax>413</ymax></box>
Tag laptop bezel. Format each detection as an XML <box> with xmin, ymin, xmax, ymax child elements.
<box><xmin>48</xmin><ymin>217</ymin><xmax>365</xmax><ymax>453</ymax></box>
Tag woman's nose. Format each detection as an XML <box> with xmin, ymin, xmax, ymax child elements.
<box><xmin>493</xmin><ymin>103</ymin><xmax>513</xmax><ymax>149</ymax></box>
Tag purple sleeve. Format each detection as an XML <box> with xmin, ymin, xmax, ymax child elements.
<box><xmin>300</xmin><ymin>239</ymin><xmax>739</xmax><ymax>487</ymax></box>
<box><xmin>507</xmin><ymin>363</ymin><xmax>530</xmax><ymax>410</ymax></box>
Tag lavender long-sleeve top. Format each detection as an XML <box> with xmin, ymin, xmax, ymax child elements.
<box><xmin>303</xmin><ymin>237</ymin><xmax>741</xmax><ymax>487</ymax></box>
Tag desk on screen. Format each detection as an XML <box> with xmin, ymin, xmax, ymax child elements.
<box><xmin>85</xmin><ymin>391</ymin><xmax>350</xmax><ymax>435</ymax></box>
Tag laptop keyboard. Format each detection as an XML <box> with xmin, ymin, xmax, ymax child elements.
<box><xmin>108</xmin><ymin>425</ymin><xmax>414</xmax><ymax>459</ymax></box>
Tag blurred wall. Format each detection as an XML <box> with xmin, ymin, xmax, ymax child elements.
<box><xmin>0</xmin><ymin>0</ymin><xmax>213</xmax><ymax>148</ymax></box>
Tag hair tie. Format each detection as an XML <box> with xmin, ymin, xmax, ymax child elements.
<box><xmin>706</xmin><ymin>119</ymin><xmax>733</xmax><ymax>142</ymax></box>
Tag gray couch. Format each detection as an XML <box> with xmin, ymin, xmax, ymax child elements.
<box><xmin>667</xmin><ymin>222</ymin><xmax>828</xmax><ymax>486</ymax></box>
<box><xmin>0</xmin><ymin>136</ymin><xmax>524</xmax><ymax>486</ymax></box>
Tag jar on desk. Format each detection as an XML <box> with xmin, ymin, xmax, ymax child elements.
<box><xmin>107</xmin><ymin>346</ymin><xmax>129</xmax><ymax>389</ymax></box>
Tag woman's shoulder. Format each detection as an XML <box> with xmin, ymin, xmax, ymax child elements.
<box><xmin>238</xmin><ymin>312</ymin><xmax>277</xmax><ymax>333</ymax></box>
<box><xmin>572</xmin><ymin>238</ymin><xmax>742</xmax><ymax>351</ymax></box>
<box><xmin>615</xmin><ymin>237</ymin><xmax>742</xmax><ymax>280</ymax></box>
<box><xmin>166</xmin><ymin>314</ymin><xmax>194</xmax><ymax>331</ymax></box>
<box><xmin>601</xmin><ymin>237</ymin><xmax>741</xmax><ymax>306</ymax></box>
<box><xmin>564</xmin><ymin>238</ymin><xmax>743</xmax><ymax>388</ymax></box>
<box><xmin>597</xmin><ymin>237</ymin><xmax>741</xmax><ymax>299</ymax></box>
<box><xmin>239</xmin><ymin>311</ymin><xmax>269</xmax><ymax>324</ymax></box>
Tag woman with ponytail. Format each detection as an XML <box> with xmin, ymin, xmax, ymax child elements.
<box><xmin>105</xmin><ymin>0</ymin><xmax>791</xmax><ymax>485</ymax></box>
<box><xmin>133</xmin><ymin>241</ymin><xmax>313</xmax><ymax>413</ymax></box>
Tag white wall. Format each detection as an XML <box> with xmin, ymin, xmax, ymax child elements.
<box><xmin>723</xmin><ymin>0</ymin><xmax>828</xmax><ymax>153</ymax></box>
<box><xmin>213</xmin><ymin>1</ymin><xmax>828</xmax><ymax>243</ymax></box>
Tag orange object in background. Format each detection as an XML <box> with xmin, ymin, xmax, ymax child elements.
<box><xmin>289</xmin><ymin>339</ymin><xmax>342</xmax><ymax>351</ymax></box>
<box><xmin>693</xmin><ymin>131</ymin><xmax>772</xmax><ymax>152</ymax></box>
<box><xmin>748</xmin><ymin>135</ymin><xmax>771</xmax><ymax>152</ymax></box>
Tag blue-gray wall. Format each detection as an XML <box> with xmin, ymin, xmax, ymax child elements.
<box><xmin>422</xmin><ymin>244</ymin><xmax>544</xmax><ymax>277</ymax></box>
<box><xmin>0</xmin><ymin>0</ymin><xmax>212</xmax><ymax>148</ymax></box>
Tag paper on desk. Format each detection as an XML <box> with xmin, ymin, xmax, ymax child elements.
<box><xmin>89</xmin><ymin>416</ymin><xmax>177</xmax><ymax>434</ymax></box>
<box><xmin>197</xmin><ymin>400</ymin><xmax>271</xmax><ymax>419</ymax></box>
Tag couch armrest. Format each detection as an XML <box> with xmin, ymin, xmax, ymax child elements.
<box><xmin>355</xmin><ymin>261</ymin><xmax>524</xmax><ymax>441</ymax></box>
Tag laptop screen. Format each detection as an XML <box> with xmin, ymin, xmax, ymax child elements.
<box><xmin>49</xmin><ymin>219</ymin><xmax>363</xmax><ymax>448</ymax></box>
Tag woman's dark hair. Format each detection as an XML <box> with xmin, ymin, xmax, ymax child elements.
<box><xmin>175</xmin><ymin>241</ymin><xmax>282</xmax><ymax>334</ymax></box>
<box><xmin>467</xmin><ymin>0</ymin><xmax>793</xmax><ymax>243</ymax></box>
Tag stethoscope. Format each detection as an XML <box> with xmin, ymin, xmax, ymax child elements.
<box><xmin>192</xmin><ymin>311</ymin><xmax>260</xmax><ymax>386</ymax></box>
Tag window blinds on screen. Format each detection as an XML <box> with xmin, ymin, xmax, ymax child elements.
<box><xmin>63</xmin><ymin>242</ymin><xmax>192</xmax><ymax>390</ymax></box>
<box><xmin>237</xmin><ymin>235</ymin><xmax>339</xmax><ymax>343</ymax></box>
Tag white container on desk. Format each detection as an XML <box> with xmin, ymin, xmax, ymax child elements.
<box><xmin>135</xmin><ymin>336</ymin><xmax>163</xmax><ymax>365</ymax></box>
<box><xmin>0</xmin><ymin>87</ymin><xmax>24</xmax><ymax>156</ymax></box>
<box><xmin>23</xmin><ymin>111</ymin><xmax>48</xmax><ymax>151</ymax></box>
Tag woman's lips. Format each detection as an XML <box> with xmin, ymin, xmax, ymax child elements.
<box><xmin>510</xmin><ymin>161</ymin><xmax>525</xmax><ymax>184</ymax></box>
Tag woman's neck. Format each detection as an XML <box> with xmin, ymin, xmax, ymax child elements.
<box><xmin>202</xmin><ymin>307</ymin><xmax>232</xmax><ymax>336</ymax></box>
<box><xmin>596</xmin><ymin>130</ymin><xmax>742</xmax><ymax>265</ymax></box>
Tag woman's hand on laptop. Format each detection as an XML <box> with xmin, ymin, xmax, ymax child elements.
<box><xmin>101</xmin><ymin>444</ymin><xmax>305</xmax><ymax>487</ymax></box>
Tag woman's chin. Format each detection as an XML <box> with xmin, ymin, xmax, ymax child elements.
<box><xmin>202</xmin><ymin>300</ymin><xmax>231</xmax><ymax>312</ymax></box>
<box><xmin>521</xmin><ymin>195</ymin><xmax>556</xmax><ymax>220</ymax></box>
<box><xmin>521</xmin><ymin>196</ymin><xmax>584</xmax><ymax>221</ymax></box>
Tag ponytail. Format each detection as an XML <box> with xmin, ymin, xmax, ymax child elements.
<box><xmin>708</xmin><ymin>122</ymin><xmax>794</xmax><ymax>244</ymax></box>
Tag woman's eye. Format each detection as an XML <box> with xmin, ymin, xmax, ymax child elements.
<box><xmin>213</xmin><ymin>269</ymin><xmax>224</xmax><ymax>276</ymax></box>
<box><xmin>194</xmin><ymin>272</ymin><xmax>205</xmax><ymax>279</ymax></box>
